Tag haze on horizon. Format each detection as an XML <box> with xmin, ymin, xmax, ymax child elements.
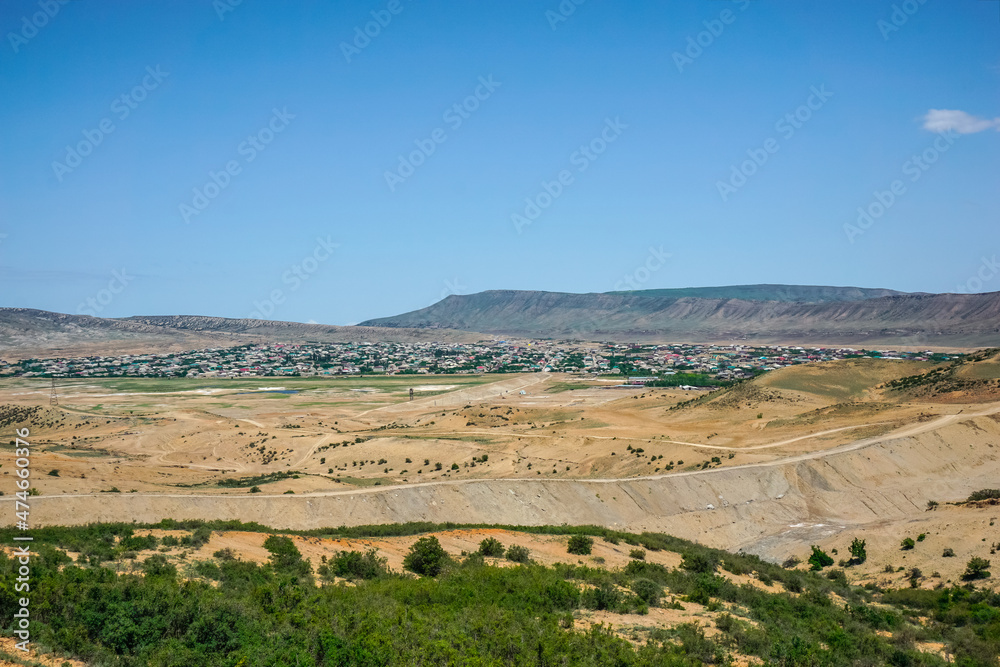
<box><xmin>0</xmin><ymin>0</ymin><xmax>997</xmax><ymax>325</ymax></box>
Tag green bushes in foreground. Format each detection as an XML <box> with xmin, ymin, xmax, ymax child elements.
<box><xmin>0</xmin><ymin>521</ymin><xmax>997</xmax><ymax>666</ymax></box>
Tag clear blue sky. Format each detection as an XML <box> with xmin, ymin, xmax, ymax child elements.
<box><xmin>1</xmin><ymin>0</ymin><xmax>997</xmax><ymax>324</ymax></box>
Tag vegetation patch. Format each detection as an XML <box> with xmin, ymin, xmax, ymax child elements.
<box><xmin>0</xmin><ymin>521</ymin><xmax>998</xmax><ymax>665</ymax></box>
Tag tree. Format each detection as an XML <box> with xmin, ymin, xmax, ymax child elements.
<box><xmin>808</xmin><ymin>546</ymin><xmax>834</xmax><ymax>571</ymax></box>
<box><xmin>263</xmin><ymin>535</ymin><xmax>312</xmax><ymax>581</ymax></box>
<box><xmin>962</xmin><ymin>557</ymin><xmax>991</xmax><ymax>581</ymax></box>
<box><xmin>403</xmin><ymin>536</ymin><xmax>449</xmax><ymax>576</ymax></box>
<box><xmin>567</xmin><ymin>535</ymin><xmax>593</xmax><ymax>555</ymax></box>
<box><xmin>901</xmin><ymin>538</ymin><xmax>915</xmax><ymax>551</ymax></box>
<box><xmin>849</xmin><ymin>538</ymin><xmax>867</xmax><ymax>565</ymax></box>
<box><xmin>478</xmin><ymin>537</ymin><xmax>505</xmax><ymax>558</ymax></box>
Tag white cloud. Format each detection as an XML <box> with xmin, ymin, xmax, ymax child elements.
<box><xmin>922</xmin><ymin>109</ymin><xmax>1000</xmax><ymax>134</ymax></box>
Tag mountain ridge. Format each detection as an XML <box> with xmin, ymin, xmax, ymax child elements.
<box><xmin>0</xmin><ymin>308</ymin><xmax>479</xmax><ymax>360</ymax></box>
<box><xmin>605</xmin><ymin>284</ymin><xmax>918</xmax><ymax>302</ymax></box>
<box><xmin>359</xmin><ymin>288</ymin><xmax>1000</xmax><ymax>347</ymax></box>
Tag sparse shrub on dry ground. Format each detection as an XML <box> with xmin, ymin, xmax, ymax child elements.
<box><xmin>505</xmin><ymin>544</ymin><xmax>529</xmax><ymax>563</ymax></box>
<box><xmin>567</xmin><ymin>534</ymin><xmax>593</xmax><ymax>555</ymax></box>
<box><xmin>477</xmin><ymin>536</ymin><xmax>504</xmax><ymax>557</ymax></box>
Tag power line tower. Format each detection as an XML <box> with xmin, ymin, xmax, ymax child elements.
<box><xmin>49</xmin><ymin>377</ymin><xmax>58</xmax><ymax>406</ymax></box>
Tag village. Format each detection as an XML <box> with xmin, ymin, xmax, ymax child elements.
<box><xmin>1</xmin><ymin>339</ymin><xmax>951</xmax><ymax>381</ymax></box>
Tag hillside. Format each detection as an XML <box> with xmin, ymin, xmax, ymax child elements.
<box><xmin>608</xmin><ymin>283</ymin><xmax>915</xmax><ymax>302</ymax></box>
<box><xmin>0</xmin><ymin>309</ymin><xmax>479</xmax><ymax>360</ymax></box>
<box><xmin>361</xmin><ymin>289</ymin><xmax>1000</xmax><ymax>347</ymax></box>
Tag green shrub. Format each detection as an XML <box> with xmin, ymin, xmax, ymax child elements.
<box><xmin>962</xmin><ymin>557</ymin><xmax>991</xmax><ymax>581</ymax></box>
<box><xmin>681</xmin><ymin>552</ymin><xmax>717</xmax><ymax>574</ymax></box>
<box><xmin>567</xmin><ymin>535</ymin><xmax>593</xmax><ymax>555</ymax></box>
<box><xmin>403</xmin><ymin>536</ymin><xmax>449</xmax><ymax>576</ymax></box>
<box><xmin>195</xmin><ymin>561</ymin><xmax>221</xmax><ymax>579</ymax></box>
<box><xmin>263</xmin><ymin>535</ymin><xmax>311</xmax><ymax>580</ymax></box>
<box><xmin>142</xmin><ymin>554</ymin><xmax>176</xmax><ymax>578</ymax></box>
<box><xmin>849</xmin><ymin>537</ymin><xmax>867</xmax><ymax>565</ymax></box>
<box><xmin>826</xmin><ymin>568</ymin><xmax>847</xmax><ymax>586</ymax></box>
<box><xmin>901</xmin><ymin>538</ymin><xmax>915</xmax><ymax>551</ymax></box>
<box><xmin>632</xmin><ymin>578</ymin><xmax>661</xmax><ymax>606</ymax></box>
<box><xmin>478</xmin><ymin>537</ymin><xmax>505</xmax><ymax>558</ymax></box>
<box><xmin>808</xmin><ymin>546</ymin><xmax>834</xmax><ymax>571</ymax></box>
<box><xmin>505</xmin><ymin>545</ymin><xmax>530</xmax><ymax>563</ymax></box>
<box><xmin>629</xmin><ymin>548</ymin><xmax>646</xmax><ymax>561</ymax></box>
<box><xmin>323</xmin><ymin>548</ymin><xmax>389</xmax><ymax>581</ymax></box>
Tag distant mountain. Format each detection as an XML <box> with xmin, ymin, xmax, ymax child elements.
<box><xmin>360</xmin><ymin>288</ymin><xmax>1000</xmax><ymax>347</ymax></box>
<box><xmin>607</xmin><ymin>284</ymin><xmax>916</xmax><ymax>303</ymax></box>
<box><xmin>0</xmin><ymin>309</ymin><xmax>478</xmax><ymax>360</ymax></box>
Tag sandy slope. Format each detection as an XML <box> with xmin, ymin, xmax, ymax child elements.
<box><xmin>10</xmin><ymin>405</ymin><xmax>999</xmax><ymax>563</ymax></box>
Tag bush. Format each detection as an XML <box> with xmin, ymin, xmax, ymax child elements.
<box><xmin>901</xmin><ymin>538</ymin><xmax>915</xmax><ymax>551</ymax></box>
<box><xmin>582</xmin><ymin>583</ymin><xmax>623</xmax><ymax>611</ymax></box>
<box><xmin>943</xmin><ymin>548</ymin><xmax>956</xmax><ymax>558</ymax></box>
<box><xmin>324</xmin><ymin>548</ymin><xmax>389</xmax><ymax>581</ymax></box>
<box><xmin>629</xmin><ymin>549</ymin><xmax>646</xmax><ymax>561</ymax></box>
<box><xmin>826</xmin><ymin>568</ymin><xmax>848</xmax><ymax>586</ymax></box>
<box><xmin>478</xmin><ymin>537</ymin><xmax>505</xmax><ymax>558</ymax></box>
<box><xmin>505</xmin><ymin>545</ymin><xmax>529</xmax><ymax>563</ymax></box>
<box><xmin>962</xmin><ymin>557</ymin><xmax>991</xmax><ymax>581</ymax></box>
<box><xmin>142</xmin><ymin>554</ymin><xmax>176</xmax><ymax>578</ymax></box>
<box><xmin>632</xmin><ymin>578</ymin><xmax>662</xmax><ymax>606</ymax></box>
<box><xmin>263</xmin><ymin>535</ymin><xmax>311</xmax><ymax>579</ymax></box>
<box><xmin>808</xmin><ymin>546</ymin><xmax>834</xmax><ymax>571</ymax></box>
<box><xmin>849</xmin><ymin>537</ymin><xmax>867</xmax><ymax>565</ymax></box>
<box><xmin>681</xmin><ymin>552</ymin><xmax>717</xmax><ymax>574</ymax></box>
<box><xmin>403</xmin><ymin>536</ymin><xmax>449</xmax><ymax>576</ymax></box>
<box><xmin>189</xmin><ymin>526</ymin><xmax>212</xmax><ymax>548</ymax></box>
<box><xmin>967</xmin><ymin>489</ymin><xmax>1000</xmax><ymax>501</ymax></box>
<box><xmin>567</xmin><ymin>535</ymin><xmax>593</xmax><ymax>555</ymax></box>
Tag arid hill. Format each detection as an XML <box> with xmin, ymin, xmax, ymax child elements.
<box><xmin>360</xmin><ymin>288</ymin><xmax>1000</xmax><ymax>347</ymax></box>
<box><xmin>0</xmin><ymin>308</ymin><xmax>479</xmax><ymax>360</ymax></box>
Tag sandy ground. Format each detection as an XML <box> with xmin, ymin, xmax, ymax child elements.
<box><xmin>0</xmin><ymin>637</ymin><xmax>86</xmax><ymax>667</ymax></box>
<box><xmin>0</xmin><ymin>357</ymin><xmax>998</xmax><ymax>568</ymax></box>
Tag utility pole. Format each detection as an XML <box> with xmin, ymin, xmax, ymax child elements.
<box><xmin>49</xmin><ymin>376</ymin><xmax>58</xmax><ymax>406</ymax></box>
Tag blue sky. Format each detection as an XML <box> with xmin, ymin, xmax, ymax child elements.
<box><xmin>1</xmin><ymin>0</ymin><xmax>997</xmax><ymax>325</ymax></box>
